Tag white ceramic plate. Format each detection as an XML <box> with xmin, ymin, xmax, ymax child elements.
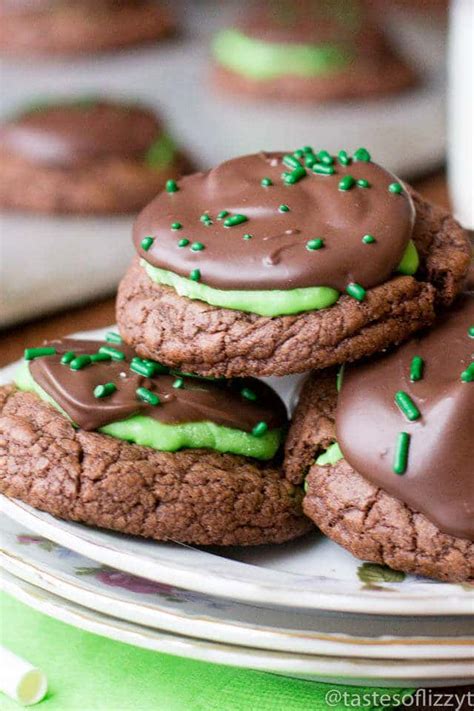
<box><xmin>2</xmin><ymin>570</ymin><xmax>472</xmax><ymax>688</ymax></box>
<box><xmin>3</xmin><ymin>516</ymin><xmax>472</xmax><ymax>660</ymax></box>
<box><xmin>1</xmin><ymin>331</ymin><xmax>473</xmax><ymax>618</ymax></box>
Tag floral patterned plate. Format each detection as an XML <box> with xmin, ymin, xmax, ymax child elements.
<box><xmin>2</xmin><ymin>516</ymin><xmax>473</xmax><ymax>660</ymax></box>
<box><xmin>3</xmin><ymin>570</ymin><xmax>473</xmax><ymax>688</ymax></box>
<box><xmin>1</xmin><ymin>330</ymin><xmax>473</xmax><ymax>617</ymax></box>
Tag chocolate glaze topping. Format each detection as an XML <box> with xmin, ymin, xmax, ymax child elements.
<box><xmin>0</xmin><ymin>100</ymin><xmax>162</xmax><ymax>167</ymax></box>
<box><xmin>28</xmin><ymin>339</ymin><xmax>287</xmax><ymax>432</ymax></box>
<box><xmin>238</xmin><ymin>0</ymin><xmax>364</xmax><ymax>44</ymax></box>
<box><xmin>337</xmin><ymin>295</ymin><xmax>474</xmax><ymax>541</ymax></box>
<box><xmin>134</xmin><ymin>151</ymin><xmax>415</xmax><ymax>292</ymax></box>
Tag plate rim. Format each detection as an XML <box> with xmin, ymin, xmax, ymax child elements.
<box><xmin>2</xmin><ymin>570</ymin><xmax>472</xmax><ymax>688</ymax></box>
<box><xmin>3</xmin><ymin>527</ymin><xmax>472</xmax><ymax>660</ymax></box>
<box><xmin>2</xmin><ymin>496</ymin><xmax>473</xmax><ymax>617</ymax></box>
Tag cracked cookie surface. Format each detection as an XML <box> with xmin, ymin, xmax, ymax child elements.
<box><xmin>117</xmin><ymin>191</ymin><xmax>469</xmax><ymax>377</ymax></box>
<box><xmin>0</xmin><ymin>386</ymin><xmax>312</xmax><ymax>546</ymax></box>
<box><xmin>284</xmin><ymin>371</ymin><xmax>474</xmax><ymax>583</ymax></box>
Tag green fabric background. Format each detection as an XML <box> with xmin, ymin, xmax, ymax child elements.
<box><xmin>0</xmin><ymin>593</ymin><xmax>411</xmax><ymax>711</ymax></box>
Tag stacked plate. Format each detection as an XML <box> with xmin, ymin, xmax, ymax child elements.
<box><xmin>2</xmin><ymin>499</ymin><xmax>473</xmax><ymax>688</ymax></box>
<box><xmin>1</xmin><ymin>332</ymin><xmax>473</xmax><ymax>688</ymax></box>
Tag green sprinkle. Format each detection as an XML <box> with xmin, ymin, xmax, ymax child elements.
<box><xmin>199</xmin><ymin>214</ymin><xmax>210</xmax><ymax>223</ymax></box>
<box><xmin>90</xmin><ymin>353</ymin><xmax>112</xmax><ymax>363</ymax></box>
<box><xmin>217</xmin><ymin>210</ymin><xmax>229</xmax><ymax>220</ymax></box>
<box><xmin>189</xmin><ymin>268</ymin><xmax>201</xmax><ymax>282</ymax></box>
<box><xmin>94</xmin><ymin>383</ymin><xmax>117</xmax><ymax>399</ymax></box>
<box><xmin>261</xmin><ymin>177</ymin><xmax>273</xmax><ymax>187</ymax></box>
<box><xmin>338</xmin><ymin>150</ymin><xmax>351</xmax><ymax>166</ymax></box>
<box><xmin>410</xmin><ymin>356</ymin><xmax>424</xmax><ymax>382</ymax></box>
<box><xmin>312</xmin><ymin>164</ymin><xmax>335</xmax><ymax>175</ymax></box>
<box><xmin>70</xmin><ymin>355</ymin><xmax>92</xmax><ymax>371</ymax></box>
<box><xmin>339</xmin><ymin>175</ymin><xmax>356</xmax><ymax>191</ymax></box>
<box><xmin>191</xmin><ymin>242</ymin><xmax>205</xmax><ymax>251</ymax></box>
<box><xmin>223</xmin><ymin>214</ymin><xmax>248</xmax><ymax>227</ymax></box>
<box><xmin>354</xmin><ymin>147</ymin><xmax>371</xmax><ymax>162</ymax></box>
<box><xmin>468</xmin><ymin>326</ymin><xmax>474</xmax><ymax>338</ymax></box>
<box><xmin>278</xmin><ymin>204</ymin><xmax>290</xmax><ymax>212</ymax></box>
<box><xmin>302</xmin><ymin>145</ymin><xmax>314</xmax><ymax>154</ymax></box>
<box><xmin>395</xmin><ymin>391</ymin><xmax>421</xmax><ymax>421</ymax></box>
<box><xmin>306</xmin><ymin>238</ymin><xmax>324</xmax><ymax>251</ymax></box>
<box><xmin>283</xmin><ymin>154</ymin><xmax>301</xmax><ymax>169</ymax></box>
<box><xmin>461</xmin><ymin>363</ymin><xmax>474</xmax><ymax>382</ymax></box>
<box><xmin>252</xmin><ymin>421</ymin><xmax>268</xmax><ymax>437</ymax></box>
<box><xmin>171</xmin><ymin>222</ymin><xmax>182</xmax><ymax>230</ymax></box>
<box><xmin>357</xmin><ymin>179</ymin><xmax>371</xmax><ymax>188</ymax></box>
<box><xmin>105</xmin><ymin>331</ymin><xmax>122</xmax><ymax>344</ymax></box>
<box><xmin>243</xmin><ymin>233</ymin><xmax>253</xmax><ymax>240</ymax></box>
<box><xmin>178</xmin><ymin>238</ymin><xmax>190</xmax><ymax>248</ymax></box>
<box><xmin>283</xmin><ymin>166</ymin><xmax>306</xmax><ymax>184</ymax></box>
<box><xmin>346</xmin><ymin>283</ymin><xmax>366</xmax><ymax>301</ymax></box>
<box><xmin>24</xmin><ymin>347</ymin><xmax>56</xmax><ymax>360</ymax></box>
<box><xmin>166</xmin><ymin>179</ymin><xmax>178</xmax><ymax>193</ymax></box>
<box><xmin>304</xmin><ymin>155</ymin><xmax>318</xmax><ymax>168</ymax></box>
<box><xmin>173</xmin><ymin>378</ymin><xmax>184</xmax><ymax>389</ymax></box>
<box><xmin>293</xmin><ymin>149</ymin><xmax>304</xmax><ymax>158</ymax></box>
<box><xmin>393</xmin><ymin>432</ymin><xmax>410</xmax><ymax>475</ymax></box>
<box><xmin>241</xmin><ymin>387</ymin><xmax>257</xmax><ymax>401</ymax></box>
<box><xmin>362</xmin><ymin>234</ymin><xmax>376</xmax><ymax>244</ymax></box>
<box><xmin>141</xmin><ymin>236</ymin><xmax>154</xmax><ymax>251</ymax></box>
<box><xmin>60</xmin><ymin>351</ymin><xmax>75</xmax><ymax>365</ymax></box>
<box><xmin>317</xmin><ymin>150</ymin><xmax>334</xmax><ymax>166</ymax></box>
<box><xmin>132</xmin><ymin>357</ymin><xmax>168</xmax><ymax>374</ymax></box>
<box><xmin>336</xmin><ymin>364</ymin><xmax>345</xmax><ymax>393</ymax></box>
<box><xmin>389</xmin><ymin>182</ymin><xmax>403</xmax><ymax>194</ymax></box>
<box><xmin>136</xmin><ymin>387</ymin><xmax>160</xmax><ymax>406</ymax></box>
<box><xmin>130</xmin><ymin>359</ymin><xmax>158</xmax><ymax>378</ymax></box>
<box><xmin>98</xmin><ymin>346</ymin><xmax>125</xmax><ymax>361</ymax></box>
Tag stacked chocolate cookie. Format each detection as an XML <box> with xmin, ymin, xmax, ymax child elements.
<box><xmin>0</xmin><ymin>98</ymin><xmax>190</xmax><ymax>215</ymax></box>
<box><xmin>1</xmin><ymin>146</ymin><xmax>472</xmax><ymax>582</ymax></box>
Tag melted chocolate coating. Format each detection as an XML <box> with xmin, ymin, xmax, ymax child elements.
<box><xmin>239</xmin><ymin>0</ymin><xmax>364</xmax><ymax>44</ymax></box>
<box><xmin>0</xmin><ymin>100</ymin><xmax>162</xmax><ymax>167</ymax></box>
<box><xmin>29</xmin><ymin>339</ymin><xmax>287</xmax><ymax>432</ymax></box>
<box><xmin>337</xmin><ymin>295</ymin><xmax>474</xmax><ymax>541</ymax></box>
<box><xmin>134</xmin><ymin>152</ymin><xmax>415</xmax><ymax>292</ymax></box>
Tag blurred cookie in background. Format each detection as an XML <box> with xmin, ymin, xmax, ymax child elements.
<box><xmin>0</xmin><ymin>0</ymin><xmax>175</xmax><ymax>56</ymax></box>
<box><xmin>0</xmin><ymin>98</ymin><xmax>192</xmax><ymax>214</ymax></box>
<box><xmin>211</xmin><ymin>0</ymin><xmax>417</xmax><ymax>103</ymax></box>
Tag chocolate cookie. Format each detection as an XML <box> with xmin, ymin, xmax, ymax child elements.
<box><xmin>0</xmin><ymin>338</ymin><xmax>311</xmax><ymax>545</ymax></box>
<box><xmin>117</xmin><ymin>149</ymin><xmax>470</xmax><ymax>377</ymax></box>
<box><xmin>0</xmin><ymin>99</ymin><xmax>191</xmax><ymax>214</ymax></box>
<box><xmin>284</xmin><ymin>295</ymin><xmax>474</xmax><ymax>582</ymax></box>
<box><xmin>0</xmin><ymin>0</ymin><xmax>175</xmax><ymax>56</ymax></box>
<box><xmin>211</xmin><ymin>0</ymin><xmax>416</xmax><ymax>103</ymax></box>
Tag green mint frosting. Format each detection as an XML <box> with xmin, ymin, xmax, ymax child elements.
<box><xmin>145</xmin><ymin>133</ymin><xmax>176</xmax><ymax>170</ymax></box>
<box><xmin>142</xmin><ymin>260</ymin><xmax>339</xmax><ymax>317</ymax></box>
<box><xmin>315</xmin><ymin>442</ymin><xmax>344</xmax><ymax>466</ymax></box>
<box><xmin>142</xmin><ymin>241</ymin><xmax>419</xmax><ymax>317</ymax></box>
<box><xmin>212</xmin><ymin>29</ymin><xmax>353</xmax><ymax>80</ymax></box>
<box><xmin>15</xmin><ymin>362</ymin><xmax>282</xmax><ymax>461</ymax></box>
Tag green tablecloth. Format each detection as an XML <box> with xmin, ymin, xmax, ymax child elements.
<box><xmin>0</xmin><ymin>592</ymin><xmax>412</xmax><ymax>711</ymax></box>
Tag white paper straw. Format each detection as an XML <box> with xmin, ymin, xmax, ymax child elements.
<box><xmin>0</xmin><ymin>646</ymin><xmax>47</xmax><ymax>706</ymax></box>
<box><xmin>448</xmin><ymin>0</ymin><xmax>474</xmax><ymax>229</ymax></box>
